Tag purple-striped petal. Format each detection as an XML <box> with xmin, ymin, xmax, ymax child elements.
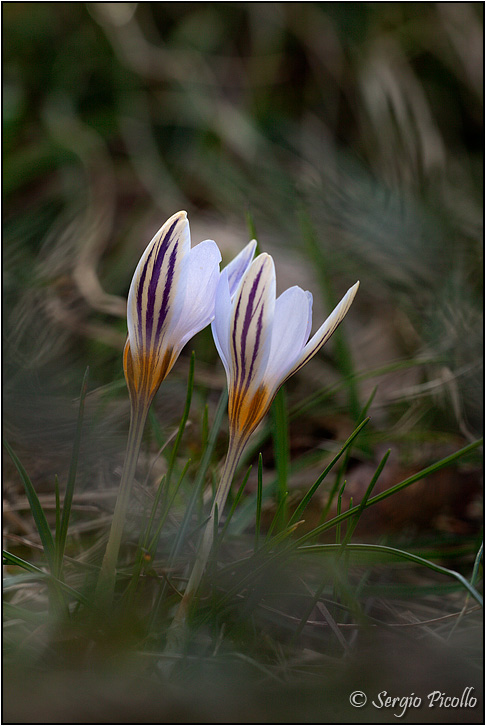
<box><xmin>263</xmin><ymin>286</ymin><xmax>313</xmax><ymax>390</ymax></box>
<box><xmin>168</xmin><ymin>239</ymin><xmax>222</xmax><ymax>351</ymax></box>
<box><xmin>211</xmin><ymin>267</ymin><xmax>233</xmax><ymax>382</ymax></box>
<box><xmin>284</xmin><ymin>281</ymin><xmax>360</xmax><ymax>382</ymax></box>
<box><xmin>228</xmin><ymin>254</ymin><xmax>275</xmax><ymax>436</ymax></box>
<box><xmin>224</xmin><ymin>239</ymin><xmax>257</xmax><ymax>297</ymax></box>
<box><xmin>127</xmin><ymin>211</ymin><xmax>189</xmax><ymax>367</ymax></box>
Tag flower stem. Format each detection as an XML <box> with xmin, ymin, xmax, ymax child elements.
<box><xmin>167</xmin><ymin>431</ymin><xmax>245</xmax><ymax>644</ymax></box>
<box><xmin>95</xmin><ymin>401</ymin><xmax>148</xmax><ymax>611</ymax></box>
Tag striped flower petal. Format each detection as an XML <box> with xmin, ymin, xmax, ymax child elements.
<box><xmin>284</xmin><ymin>281</ymin><xmax>360</xmax><ymax>382</ymax></box>
<box><xmin>264</xmin><ymin>286</ymin><xmax>313</xmax><ymax>388</ymax></box>
<box><xmin>227</xmin><ymin>254</ymin><xmax>276</xmax><ymax>437</ymax></box>
<box><xmin>211</xmin><ymin>267</ymin><xmax>233</xmax><ymax>382</ymax></box>
<box><xmin>213</xmin><ymin>251</ymin><xmax>359</xmax><ymax>442</ymax></box>
<box><xmin>211</xmin><ymin>240</ymin><xmax>258</xmax><ymax>382</ymax></box>
<box><xmin>167</xmin><ymin>239</ymin><xmax>222</xmax><ymax>351</ymax></box>
<box><xmin>225</xmin><ymin>239</ymin><xmax>258</xmax><ymax>297</ymax></box>
<box><xmin>124</xmin><ymin>212</ymin><xmax>258</xmax><ymax>407</ymax></box>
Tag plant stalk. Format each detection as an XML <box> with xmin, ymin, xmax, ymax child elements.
<box><xmin>95</xmin><ymin>401</ymin><xmax>148</xmax><ymax>610</ymax></box>
<box><xmin>167</xmin><ymin>431</ymin><xmax>245</xmax><ymax>644</ymax></box>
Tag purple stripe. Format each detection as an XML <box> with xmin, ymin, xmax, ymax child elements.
<box><xmin>232</xmin><ymin>265</ymin><xmax>264</xmax><ymax>390</ymax></box>
<box><xmin>247</xmin><ymin>304</ymin><xmax>264</xmax><ymax>385</ymax></box>
<box><xmin>137</xmin><ymin>244</ymin><xmax>155</xmax><ymax>330</ymax></box>
<box><xmin>144</xmin><ymin>219</ymin><xmax>178</xmax><ymax>341</ymax></box>
<box><xmin>156</xmin><ymin>243</ymin><xmax>178</xmax><ymax>338</ymax></box>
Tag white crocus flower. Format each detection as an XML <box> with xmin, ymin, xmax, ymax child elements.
<box><xmin>213</xmin><ymin>252</ymin><xmax>359</xmax><ymax>443</ymax></box>
<box><xmin>98</xmin><ymin>211</ymin><xmax>255</xmax><ymax>608</ymax></box>
<box><xmin>124</xmin><ymin>210</ymin><xmax>256</xmax><ymax>405</ymax></box>
<box><xmin>170</xmin><ymin>250</ymin><xmax>359</xmax><ymax>636</ymax></box>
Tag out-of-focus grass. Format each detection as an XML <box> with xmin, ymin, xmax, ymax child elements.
<box><xmin>3</xmin><ymin>3</ymin><xmax>483</xmax><ymax>723</ymax></box>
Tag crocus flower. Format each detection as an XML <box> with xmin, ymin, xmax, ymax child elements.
<box><xmin>213</xmin><ymin>253</ymin><xmax>359</xmax><ymax>445</ymax></box>
<box><xmin>170</xmin><ymin>250</ymin><xmax>359</xmax><ymax>635</ymax></box>
<box><xmin>97</xmin><ymin>212</ymin><xmax>255</xmax><ymax>608</ymax></box>
<box><xmin>124</xmin><ymin>211</ymin><xmax>222</xmax><ymax>407</ymax></box>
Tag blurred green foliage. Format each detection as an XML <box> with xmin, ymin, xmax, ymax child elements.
<box><xmin>3</xmin><ymin>6</ymin><xmax>483</xmax><ymax>721</ymax></box>
<box><xmin>3</xmin><ymin>0</ymin><xmax>483</xmax><ymax>460</ymax></box>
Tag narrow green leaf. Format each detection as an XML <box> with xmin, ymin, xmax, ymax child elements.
<box><xmin>219</xmin><ymin>466</ymin><xmax>252</xmax><ymax>543</ymax></box>
<box><xmin>299</xmin><ymin>207</ymin><xmax>361</xmax><ymax>420</ymax></box>
<box><xmin>298</xmin><ymin>439</ymin><xmax>483</xmax><ymax>543</ymax></box>
<box><xmin>168</xmin><ymin>388</ymin><xmax>228</xmax><ymax>565</ymax></box>
<box><xmin>56</xmin><ymin>366</ymin><xmax>89</xmax><ymax>576</ymax></box>
<box><xmin>165</xmin><ymin>351</ymin><xmax>195</xmax><ymax>492</ymax></box>
<box><xmin>298</xmin><ymin>543</ymin><xmax>483</xmax><ymax>607</ymax></box>
<box><xmin>289</xmin><ymin>417</ymin><xmax>370</xmax><ymax>526</ymax></box>
<box><xmin>54</xmin><ymin>474</ymin><xmax>61</xmax><ymax>550</ymax></box>
<box><xmin>266</xmin><ymin>492</ymin><xmax>289</xmax><ymax>539</ymax></box>
<box><xmin>470</xmin><ymin>541</ymin><xmax>483</xmax><ymax>587</ymax></box>
<box><xmin>3</xmin><ymin>439</ymin><xmax>56</xmax><ymax>572</ymax></box>
<box><xmin>340</xmin><ymin>449</ymin><xmax>391</xmax><ymax>550</ymax></box>
<box><xmin>255</xmin><ymin>453</ymin><xmax>263</xmax><ymax>551</ymax></box>
<box><xmin>245</xmin><ymin>208</ymin><xmax>258</xmax><ymax>248</ymax></box>
<box><xmin>3</xmin><ymin>550</ymin><xmax>91</xmax><ymax>606</ymax></box>
<box><xmin>272</xmin><ymin>386</ymin><xmax>289</xmax><ymax>529</ymax></box>
<box><xmin>335</xmin><ymin>480</ymin><xmax>347</xmax><ymax>545</ymax></box>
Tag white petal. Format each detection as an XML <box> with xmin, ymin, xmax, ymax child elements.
<box><xmin>230</xmin><ymin>253</ymin><xmax>276</xmax><ymax>396</ymax></box>
<box><xmin>263</xmin><ymin>286</ymin><xmax>313</xmax><ymax>390</ymax></box>
<box><xmin>168</xmin><ymin>239</ymin><xmax>222</xmax><ymax>351</ymax></box>
<box><xmin>211</xmin><ymin>268</ymin><xmax>233</xmax><ymax>382</ymax></box>
<box><xmin>224</xmin><ymin>239</ymin><xmax>257</xmax><ymax>297</ymax></box>
<box><xmin>127</xmin><ymin>211</ymin><xmax>189</xmax><ymax>363</ymax></box>
<box><xmin>285</xmin><ymin>281</ymin><xmax>360</xmax><ymax>381</ymax></box>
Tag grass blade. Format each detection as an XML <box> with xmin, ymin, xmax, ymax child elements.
<box><xmin>255</xmin><ymin>453</ymin><xmax>263</xmax><ymax>551</ymax></box>
<box><xmin>3</xmin><ymin>550</ymin><xmax>91</xmax><ymax>607</ymax></box>
<box><xmin>298</xmin><ymin>438</ymin><xmax>483</xmax><ymax>543</ymax></box>
<box><xmin>340</xmin><ymin>449</ymin><xmax>391</xmax><ymax>549</ymax></box>
<box><xmin>299</xmin><ymin>208</ymin><xmax>361</xmax><ymax>420</ymax></box>
<box><xmin>272</xmin><ymin>387</ymin><xmax>289</xmax><ymax>530</ymax></box>
<box><xmin>168</xmin><ymin>388</ymin><xmax>228</xmax><ymax>565</ymax></box>
<box><xmin>56</xmin><ymin>366</ymin><xmax>89</xmax><ymax>576</ymax></box>
<box><xmin>218</xmin><ymin>466</ymin><xmax>252</xmax><ymax>543</ymax></box>
<box><xmin>289</xmin><ymin>417</ymin><xmax>370</xmax><ymax>526</ymax></box>
<box><xmin>298</xmin><ymin>542</ymin><xmax>483</xmax><ymax>607</ymax></box>
<box><xmin>165</xmin><ymin>351</ymin><xmax>195</xmax><ymax>492</ymax></box>
<box><xmin>3</xmin><ymin>439</ymin><xmax>56</xmax><ymax>573</ymax></box>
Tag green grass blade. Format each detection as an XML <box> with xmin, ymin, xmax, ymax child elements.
<box><xmin>3</xmin><ymin>550</ymin><xmax>91</xmax><ymax>607</ymax></box>
<box><xmin>245</xmin><ymin>208</ymin><xmax>258</xmax><ymax>250</ymax></box>
<box><xmin>3</xmin><ymin>439</ymin><xmax>56</xmax><ymax>572</ymax></box>
<box><xmin>168</xmin><ymin>388</ymin><xmax>228</xmax><ymax>565</ymax></box>
<box><xmin>266</xmin><ymin>492</ymin><xmax>289</xmax><ymax>539</ymax></box>
<box><xmin>321</xmin><ymin>391</ymin><xmax>376</xmax><ymax>523</ymax></box>
<box><xmin>335</xmin><ymin>480</ymin><xmax>347</xmax><ymax>544</ymax></box>
<box><xmin>165</xmin><ymin>351</ymin><xmax>195</xmax><ymax>491</ymax></box>
<box><xmin>272</xmin><ymin>387</ymin><xmax>289</xmax><ymax>530</ymax></box>
<box><xmin>56</xmin><ymin>366</ymin><xmax>89</xmax><ymax>575</ymax></box>
<box><xmin>54</xmin><ymin>474</ymin><xmax>61</xmax><ymax>550</ymax></box>
<box><xmin>298</xmin><ymin>438</ymin><xmax>482</xmax><ymax>543</ymax></box>
<box><xmin>299</xmin><ymin>208</ymin><xmax>361</xmax><ymax>420</ymax></box>
<box><xmin>255</xmin><ymin>453</ymin><xmax>263</xmax><ymax>551</ymax></box>
<box><xmin>298</xmin><ymin>543</ymin><xmax>483</xmax><ymax>606</ymax></box>
<box><xmin>148</xmin><ymin>460</ymin><xmax>192</xmax><ymax>555</ymax></box>
<box><xmin>470</xmin><ymin>541</ymin><xmax>483</xmax><ymax>587</ymax></box>
<box><xmin>290</xmin><ymin>357</ymin><xmax>436</xmax><ymax>422</ymax></box>
<box><xmin>363</xmin><ymin>439</ymin><xmax>483</xmax><ymax>509</ymax></box>
<box><xmin>340</xmin><ymin>449</ymin><xmax>391</xmax><ymax>549</ymax></box>
<box><xmin>218</xmin><ymin>466</ymin><xmax>252</xmax><ymax>543</ymax></box>
<box><xmin>288</xmin><ymin>417</ymin><xmax>370</xmax><ymax>526</ymax></box>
